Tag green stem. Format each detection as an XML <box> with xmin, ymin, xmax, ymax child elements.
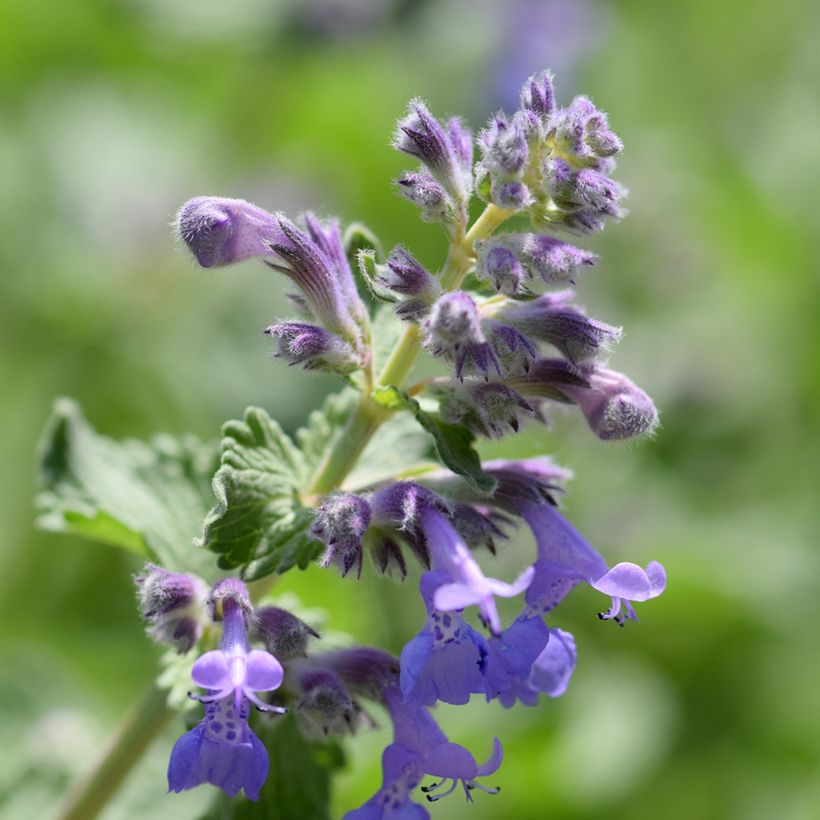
<box><xmin>56</xmin><ymin>684</ymin><xmax>173</xmax><ymax>820</ymax></box>
<box><xmin>304</xmin><ymin>203</ymin><xmax>513</xmax><ymax>496</ymax></box>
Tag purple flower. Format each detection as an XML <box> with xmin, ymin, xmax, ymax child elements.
<box><xmin>496</xmin><ymin>289</ymin><xmax>622</xmax><ymax>365</ymax></box>
<box><xmin>176</xmin><ymin>197</ymin><xmax>367</xmax><ymax>350</ymax></box>
<box><xmin>419</xmin><ymin>505</ymin><xmax>533</xmax><ymax>634</ymax></box>
<box><xmin>168</xmin><ymin>581</ymin><xmax>285</xmax><ymax>801</ymax></box>
<box><xmin>437</xmin><ymin>380</ymin><xmax>536</xmax><ymax>438</ymax></box>
<box><xmin>556</xmin><ymin>366</ymin><xmax>659</xmax><ymax>441</ymax></box>
<box><xmin>395</xmin><ymin>172</ymin><xmax>455</xmax><ymax>225</ymax></box>
<box><xmin>375</xmin><ymin>246</ymin><xmax>442</xmax><ymax>321</ymax></box>
<box><xmin>520</xmin><ymin>503</ymin><xmax>666</xmax><ymax>624</ymax></box>
<box><xmin>520</xmin><ymin>69</ymin><xmax>556</xmax><ymax>119</ymax></box>
<box><xmin>263</xmin><ymin>321</ymin><xmax>360</xmax><ymax>372</ymax></box>
<box><xmin>135</xmin><ymin>564</ymin><xmax>207</xmax><ymax>653</ymax></box>
<box><xmin>475</xmin><ymin>242</ymin><xmax>526</xmax><ymax>295</ymax></box>
<box><xmin>424</xmin><ymin>292</ymin><xmax>500</xmax><ymax>379</ymax></box>
<box><xmin>394</xmin><ymin>100</ymin><xmax>470</xmax><ymax>203</ymax></box>
<box><xmin>345</xmin><ymin>685</ymin><xmax>503</xmax><ymax>817</ymax></box>
<box><xmin>400</xmin><ymin>571</ymin><xmax>489</xmax><ymax>706</ymax></box>
<box><xmin>311</xmin><ymin>493</ymin><xmax>372</xmax><ymax>578</ymax></box>
<box><xmin>496</xmin><ymin>627</ymin><xmax>578</xmax><ymax>707</ymax></box>
<box><xmin>292</xmin><ymin>668</ymin><xmax>359</xmax><ymax>740</ymax></box>
<box><xmin>175</xmin><ymin>197</ymin><xmax>285</xmax><ymax>268</ymax></box>
<box><xmin>482</xmin><ymin>614</ymin><xmax>549</xmax><ymax>703</ymax></box>
<box><xmin>251</xmin><ymin>606</ymin><xmax>319</xmax><ymax>661</ymax></box>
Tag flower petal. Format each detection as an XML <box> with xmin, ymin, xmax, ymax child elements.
<box><xmin>590</xmin><ymin>561</ymin><xmax>653</xmax><ymax>601</ymax></box>
<box><xmin>476</xmin><ymin>736</ymin><xmax>504</xmax><ymax>777</ymax></box>
<box><xmin>167</xmin><ymin>723</ymin><xmax>206</xmax><ymax>793</ymax></box>
<box><xmin>424</xmin><ymin>742</ymin><xmax>477</xmax><ymax>780</ymax></box>
<box><xmin>646</xmin><ymin>561</ymin><xmax>667</xmax><ymax>597</ymax></box>
<box><xmin>529</xmin><ymin>628</ymin><xmax>577</xmax><ymax>697</ymax></box>
<box><xmin>191</xmin><ymin>650</ymin><xmax>231</xmax><ymax>690</ymax></box>
<box><xmin>244</xmin><ymin>649</ymin><xmax>284</xmax><ymax>692</ymax></box>
<box><xmin>433</xmin><ymin>582</ymin><xmax>484</xmax><ymax>611</ymax></box>
<box><xmin>486</xmin><ymin>565</ymin><xmax>535</xmax><ymax>598</ymax></box>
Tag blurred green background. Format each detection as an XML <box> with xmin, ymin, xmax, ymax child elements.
<box><xmin>2</xmin><ymin>0</ymin><xmax>819</xmax><ymax>817</ymax></box>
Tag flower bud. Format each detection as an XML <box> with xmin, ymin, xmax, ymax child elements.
<box><xmin>264</xmin><ymin>322</ymin><xmax>360</xmax><ymax>373</ymax></box>
<box><xmin>294</xmin><ymin>670</ymin><xmax>358</xmax><ymax>740</ymax></box>
<box><xmin>208</xmin><ymin>577</ymin><xmax>252</xmax><ymax>620</ymax></box>
<box><xmin>311</xmin><ymin>493</ymin><xmax>372</xmax><ymax>578</ymax></box>
<box><xmin>252</xmin><ymin>606</ymin><xmax>319</xmax><ymax>660</ymax></box>
<box><xmin>395</xmin><ymin>172</ymin><xmax>456</xmax><ymax>224</ymax></box>
<box><xmin>313</xmin><ymin>648</ymin><xmax>401</xmax><ymax>701</ymax></box>
<box><xmin>424</xmin><ymin>292</ymin><xmax>498</xmax><ymax>379</ymax></box>
<box><xmin>479</xmin><ymin>114</ymin><xmax>529</xmax><ymax>176</ymax></box>
<box><xmin>176</xmin><ymin>197</ymin><xmax>285</xmax><ymax>268</ymax></box>
<box><xmin>520</xmin><ymin>70</ymin><xmax>556</xmax><ymax>119</ymax></box>
<box><xmin>394</xmin><ymin>99</ymin><xmax>468</xmax><ymax>202</ymax></box>
<box><xmin>475</xmin><ymin>241</ymin><xmax>526</xmax><ymax>295</ymax></box>
<box><xmin>135</xmin><ymin>564</ymin><xmax>208</xmax><ymax>653</ymax></box>
<box><xmin>560</xmin><ymin>368</ymin><xmax>659</xmax><ymax>441</ymax></box>
<box><xmin>437</xmin><ymin>381</ymin><xmax>535</xmax><ymax>438</ymax></box>
<box><xmin>379</xmin><ymin>246</ymin><xmax>441</xmax><ymax>300</ymax></box>
<box><xmin>497</xmin><ymin>290</ymin><xmax>622</xmax><ymax>364</ymax></box>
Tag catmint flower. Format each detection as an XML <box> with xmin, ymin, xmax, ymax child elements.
<box><xmin>263</xmin><ymin>321</ymin><xmax>361</xmax><ymax>373</ymax></box>
<box><xmin>495</xmin><ymin>627</ymin><xmax>578</xmax><ymax>707</ymax></box>
<box><xmin>495</xmin><ymin>289</ymin><xmax>622</xmax><ymax>365</ymax></box>
<box><xmin>519</xmin><ymin>503</ymin><xmax>666</xmax><ymax>624</ymax></box>
<box><xmin>311</xmin><ymin>493</ymin><xmax>372</xmax><ymax>578</ymax></box>
<box><xmin>376</xmin><ymin>246</ymin><xmax>441</xmax><ymax>321</ymax></box>
<box><xmin>168</xmin><ymin>579</ymin><xmax>285</xmax><ymax>801</ymax></box>
<box><xmin>177</xmin><ymin>197</ymin><xmax>368</xmax><ymax>353</ymax></box>
<box><xmin>251</xmin><ymin>606</ymin><xmax>319</xmax><ymax>660</ymax></box>
<box><xmin>475</xmin><ymin>241</ymin><xmax>526</xmax><ymax>295</ymax></box>
<box><xmin>520</xmin><ymin>69</ymin><xmax>556</xmax><ymax>120</ymax></box>
<box><xmin>135</xmin><ymin>564</ymin><xmax>207</xmax><ymax>653</ymax></box>
<box><xmin>175</xmin><ymin>197</ymin><xmax>285</xmax><ymax>268</ymax></box>
<box><xmin>293</xmin><ymin>668</ymin><xmax>359</xmax><ymax>740</ymax></box>
<box><xmin>482</xmin><ymin>614</ymin><xmax>550</xmax><ymax>703</ymax></box>
<box><xmin>476</xmin><ymin>112</ymin><xmax>532</xmax><ymax>209</ymax></box>
<box><xmin>395</xmin><ymin>171</ymin><xmax>456</xmax><ymax>224</ymax></box>
<box><xmin>400</xmin><ymin>571</ymin><xmax>489</xmax><ymax>706</ymax></box>
<box><xmin>345</xmin><ymin>685</ymin><xmax>503</xmax><ymax>818</ymax></box>
<box><xmin>424</xmin><ymin>292</ymin><xmax>499</xmax><ymax>379</ymax></box>
<box><xmin>511</xmin><ymin>361</ymin><xmax>658</xmax><ymax>440</ymax></box>
<box><xmin>419</xmin><ymin>504</ymin><xmax>533</xmax><ymax>635</ymax></box>
<box><xmin>394</xmin><ymin>99</ymin><xmax>470</xmax><ymax>203</ymax></box>
<box><xmin>476</xmin><ymin>234</ymin><xmax>597</xmax><ymax>293</ymax></box>
<box><xmin>436</xmin><ymin>380</ymin><xmax>536</xmax><ymax>438</ymax></box>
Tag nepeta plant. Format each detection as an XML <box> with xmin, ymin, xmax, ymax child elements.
<box><xmin>39</xmin><ymin>70</ymin><xmax>665</xmax><ymax>819</ymax></box>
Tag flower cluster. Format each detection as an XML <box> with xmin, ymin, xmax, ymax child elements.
<box><xmin>160</xmin><ymin>67</ymin><xmax>666</xmax><ymax>815</ymax></box>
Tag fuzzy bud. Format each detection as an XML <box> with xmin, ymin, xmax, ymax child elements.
<box><xmin>395</xmin><ymin>172</ymin><xmax>455</xmax><ymax>224</ymax></box>
<box><xmin>521</xmin><ymin>70</ymin><xmax>556</xmax><ymax>119</ymax></box>
<box><xmin>294</xmin><ymin>670</ymin><xmax>358</xmax><ymax>740</ymax></box>
<box><xmin>437</xmin><ymin>381</ymin><xmax>535</xmax><ymax>438</ymax></box>
<box><xmin>208</xmin><ymin>577</ymin><xmax>253</xmax><ymax>621</ymax></box>
<box><xmin>176</xmin><ymin>197</ymin><xmax>284</xmax><ymax>268</ymax></box>
<box><xmin>252</xmin><ymin>606</ymin><xmax>319</xmax><ymax>660</ymax></box>
<box><xmin>135</xmin><ymin>564</ymin><xmax>207</xmax><ymax>653</ymax></box>
<box><xmin>264</xmin><ymin>321</ymin><xmax>360</xmax><ymax>373</ymax></box>
<box><xmin>475</xmin><ymin>241</ymin><xmax>526</xmax><ymax>295</ymax></box>
<box><xmin>311</xmin><ymin>493</ymin><xmax>372</xmax><ymax>578</ymax></box>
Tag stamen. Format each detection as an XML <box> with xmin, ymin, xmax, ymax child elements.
<box><xmin>420</xmin><ymin>780</ymin><xmax>442</xmax><ymax>793</ymax></box>
<box><xmin>425</xmin><ymin>779</ymin><xmax>458</xmax><ymax>802</ymax></box>
<box><xmin>467</xmin><ymin>781</ymin><xmax>501</xmax><ymax>795</ymax></box>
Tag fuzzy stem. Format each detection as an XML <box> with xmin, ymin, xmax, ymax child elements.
<box><xmin>56</xmin><ymin>684</ymin><xmax>173</xmax><ymax>820</ymax></box>
<box><xmin>304</xmin><ymin>203</ymin><xmax>513</xmax><ymax>496</ymax></box>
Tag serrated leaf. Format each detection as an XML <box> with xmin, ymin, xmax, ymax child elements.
<box><xmin>374</xmin><ymin>387</ymin><xmax>497</xmax><ymax>495</ymax></box>
<box><xmin>36</xmin><ymin>398</ymin><xmax>219</xmax><ymax>577</ymax></box>
<box><xmin>201</xmin><ymin>407</ymin><xmax>319</xmax><ymax>579</ymax></box>
<box><xmin>200</xmin><ymin>714</ymin><xmax>343</xmax><ymax>820</ymax></box>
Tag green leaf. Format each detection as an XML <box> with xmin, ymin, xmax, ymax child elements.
<box><xmin>200</xmin><ymin>714</ymin><xmax>344</xmax><ymax>820</ymax></box>
<box><xmin>36</xmin><ymin>398</ymin><xmax>219</xmax><ymax>577</ymax></box>
<box><xmin>201</xmin><ymin>407</ymin><xmax>319</xmax><ymax>579</ymax></box>
<box><xmin>356</xmin><ymin>249</ymin><xmax>396</xmax><ymax>303</ymax></box>
<box><xmin>369</xmin><ymin>303</ymin><xmax>406</xmax><ymax>375</ymax></box>
<box><xmin>296</xmin><ymin>388</ymin><xmax>359</xmax><ymax>473</ymax></box>
<box><xmin>342</xmin><ymin>221</ymin><xmax>383</xmax><ymax>267</ymax></box>
<box><xmin>372</xmin><ymin>386</ymin><xmax>496</xmax><ymax>495</ymax></box>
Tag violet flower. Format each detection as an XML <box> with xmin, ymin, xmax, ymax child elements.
<box><xmin>400</xmin><ymin>571</ymin><xmax>489</xmax><ymax>706</ymax></box>
<box><xmin>520</xmin><ymin>503</ymin><xmax>666</xmax><ymax>624</ymax></box>
<box><xmin>345</xmin><ymin>685</ymin><xmax>503</xmax><ymax>818</ymax></box>
<box><xmin>135</xmin><ymin>564</ymin><xmax>207</xmax><ymax>653</ymax></box>
<box><xmin>419</xmin><ymin>505</ymin><xmax>533</xmax><ymax>635</ymax></box>
<box><xmin>482</xmin><ymin>613</ymin><xmax>550</xmax><ymax>704</ymax></box>
<box><xmin>167</xmin><ymin>580</ymin><xmax>285</xmax><ymax>801</ymax></box>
